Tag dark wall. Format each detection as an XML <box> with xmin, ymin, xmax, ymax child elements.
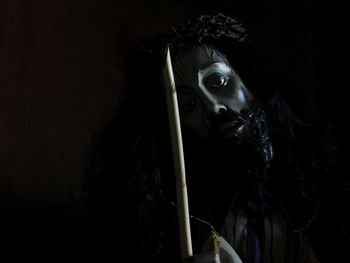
<box><xmin>0</xmin><ymin>0</ymin><xmax>347</xmax><ymax>261</ymax></box>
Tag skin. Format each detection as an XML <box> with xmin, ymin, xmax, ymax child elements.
<box><xmin>173</xmin><ymin>46</ymin><xmax>253</xmax><ymax>139</ymax></box>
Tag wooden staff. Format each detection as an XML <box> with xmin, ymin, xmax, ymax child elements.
<box><xmin>163</xmin><ymin>46</ymin><xmax>193</xmax><ymax>259</ymax></box>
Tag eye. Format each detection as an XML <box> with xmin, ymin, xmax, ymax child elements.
<box><xmin>204</xmin><ymin>73</ymin><xmax>228</xmax><ymax>88</ymax></box>
<box><xmin>179</xmin><ymin>97</ymin><xmax>196</xmax><ymax>113</ymax></box>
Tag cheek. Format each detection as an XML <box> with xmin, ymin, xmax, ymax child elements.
<box><xmin>181</xmin><ymin>107</ymin><xmax>201</xmax><ymax>129</ymax></box>
<box><xmin>222</xmin><ymin>82</ymin><xmax>251</xmax><ymax>113</ymax></box>
<box><xmin>180</xmin><ymin>106</ymin><xmax>210</xmax><ymax>139</ymax></box>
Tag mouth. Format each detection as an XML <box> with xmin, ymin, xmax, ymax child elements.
<box><xmin>210</xmin><ymin>107</ymin><xmax>274</xmax><ymax>167</ymax></box>
<box><xmin>218</xmin><ymin>120</ymin><xmax>249</xmax><ymax>142</ymax></box>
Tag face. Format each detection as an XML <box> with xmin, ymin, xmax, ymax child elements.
<box><xmin>173</xmin><ymin>46</ymin><xmax>253</xmax><ymax>139</ymax></box>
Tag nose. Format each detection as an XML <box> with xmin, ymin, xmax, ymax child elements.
<box><xmin>211</xmin><ymin>104</ymin><xmax>227</xmax><ymax>114</ymax></box>
<box><xmin>201</xmin><ymin>93</ymin><xmax>227</xmax><ymax>115</ymax></box>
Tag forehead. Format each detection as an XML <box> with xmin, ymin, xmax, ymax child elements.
<box><xmin>173</xmin><ymin>46</ymin><xmax>229</xmax><ymax>78</ymax></box>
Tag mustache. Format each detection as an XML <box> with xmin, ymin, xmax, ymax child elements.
<box><xmin>209</xmin><ymin>106</ymin><xmax>274</xmax><ymax>167</ymax></box>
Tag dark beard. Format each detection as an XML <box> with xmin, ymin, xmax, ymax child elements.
<box><xmin>209</xmin><ymin>106</ymin><xmax>274</xmax><ymax>168</ymax></box>
<box><xmin>181</xmin><ymin>106</ymin><xmax>274</xmax><ymax>190</ymax></box>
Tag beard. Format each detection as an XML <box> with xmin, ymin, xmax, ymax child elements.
<box><xmin>209</xmin><ymin>106</ymin><xmax>274</xmax><ymax>167</ymax></box>
<box><xmin>181</xmin><ymin>106</ymin><xmax>274</xmax><ymax>191</ymax></box>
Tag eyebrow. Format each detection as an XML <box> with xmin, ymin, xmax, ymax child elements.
<box><xmin>199</xmin><ymin>60</ymin><xmax>223</xmax><ymax>70</ymax></box>
<box><xmin>199</xmin><ymin>62</ymin><xmax>233</xmax><ymax>78</ymax></box>
<box><xmin>200</xmin><ymin>61</ymin><xmax>231</xmax><ymax>71</ymax></box>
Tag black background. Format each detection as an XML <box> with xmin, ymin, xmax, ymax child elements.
<box><xmin>0</xmin><ymin>0</ymin><xmax>348</xmax><ymax>261</ymax></box>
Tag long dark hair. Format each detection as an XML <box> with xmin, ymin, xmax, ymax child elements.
<box><xmin>83</xmin><ymin>12</ymin><xmax>336</xmax><ymax>260</ymax></box>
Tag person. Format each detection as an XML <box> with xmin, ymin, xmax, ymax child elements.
<box><xmin>83</xmin><ymin>12</ymin><xmax>349</xmax><ymax>262</ymax></box>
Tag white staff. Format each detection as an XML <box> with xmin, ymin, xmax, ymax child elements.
<box><xmin>162</xmin><ymin>46</ymin><xmax>193</xmax><ymax>260</ymax></box>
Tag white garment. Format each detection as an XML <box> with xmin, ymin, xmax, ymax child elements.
<box><xmin>201</xmin><ymin>231</ymin><xmax>243</xmax><ymax>263</ymax></box>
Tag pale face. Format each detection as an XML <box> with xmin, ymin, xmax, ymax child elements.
<box><xmin>173</xmin><ymin>46</ymin><xmax>253</xmax><ymax>139</ymax></box>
